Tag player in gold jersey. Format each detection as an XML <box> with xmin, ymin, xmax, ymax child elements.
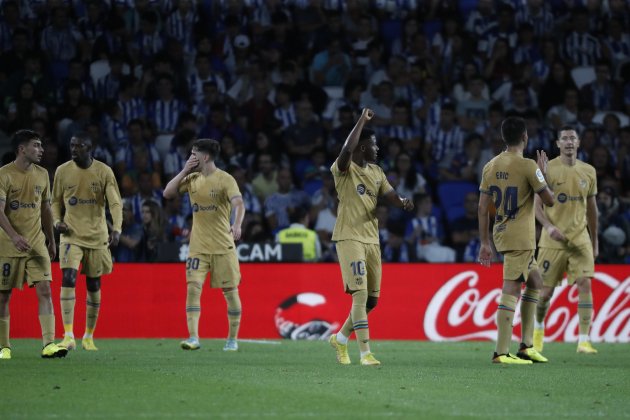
<box><xmin>163</xmin><ymin>139</ymin><xmax>245</xmax><ymax>352</ymax></box>
<box><xmin>328</xmin><ymin>108</ymin><xmax>414</xmax><ymax>366</ymax></box>
<box><xmin>52</xmin><ymin>133</ymin><xmax>122</xmax><ymax>351</ymax></box>
<box><xmin>0</xmin><ymin>130</ymin><xmax>67</xmax><ymax>359</ymax></box>
<box><xmin>478</xmin><ymin>117</ymin><xmax>554</xmax><ymax>364</ymax></box>
<box><xmin>533</xmin><ymin>126</ymin><xmax>599</xmax><ymax>355</ymax></box>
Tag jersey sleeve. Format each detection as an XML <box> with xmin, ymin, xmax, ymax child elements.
<box><xmin>479</xmin><ymin>163</ymin><xmax>492</xmax><ymax>195</ymax></box>
<box><xmin>225</xmin><ymin>174</ymin><xmax>241</xmax><ymax>200</ymax></box>
<box><xmin>587</xmin><ymin>165</ymin><xmax>597</xmax><ymax>197</ymax></box>
<box><xmin>0</xmin><ymin>171</ymin><xmax>7</xmax><ymax>202</ymax></box>
<box><xmin>51</xmin><ymin>167</ymin><xmax>63</xmax><ymax>225</ymax></box>
<box><xmin>105</xmin><ymin>167</ymin><xmax>123</xmax><ymax>233</ymax></box>
<box><xmin>378</xmin><ymin>167</ymin><xmax>394</xmax><ymax>196</ymax></box>
<box><xmin>178</xmin><ymin>173</ymin><xmax>195</xmax><ymax>194</ymax></box>
<box><xmin>331</xmin><ymin>160</ymin><xmax>346</xmax><ymax>177</ymax></box>
<box><xmin>41</xmin><ymin>171</ymin><xmax>51</xmax><ymax>204</ymax></box>
<box><xmin>527</xmin><ymin>160</ymin><xmax>547</xmax><ymax>193</ymax></box>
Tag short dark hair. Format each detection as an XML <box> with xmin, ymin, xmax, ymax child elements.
<box><xmin>501</xmin><ymin>117</ymin><xmax>527</xmax><ymax>146</ymax></box>
<box><xmin>557</xmin><ymin>125</ymin><xmax>577</xmax><ymax>139</ymax></box>
<box><xmin>12</xmin><ymin>129</ymin><xmax>40</xmax><ymax>153</ymax></box>
<box><xmin>289</xmin><ymin>206</ymin><xmax>309</xmax><ymax>224</ymax></box>
<box><xmin>71</xmin><ymin>131</ymin><xmax>93</xmax><ymax>145</ymax></box>
<box><xmin>359</xmin><ymin>128</ymin><xmax>376</xmax><ymax>143</ymax></box>
<box><xmin>192</xmin><ymin>138</ymin><xmax>221</xmax><ymax>159</ymax></box>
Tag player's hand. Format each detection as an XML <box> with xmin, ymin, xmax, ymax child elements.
<box><xmin>361</xmin><ymin>108</ymin><xmax>374</xmax><ymax>121</ymax></box>
<box><xmin>47</xmin><ymin>240</ymin><xmax>56</xmax><ymax>260</ymax></box>
<box><xmin>536</xmin><ymin>150</ymin><xmax>548</xmax><ymax>176</ymax></box>
<box><xmin>546</xmin><ymin>225</ymin><xmax>566</xmax><ymax>242</ymax></box>
<box><xmin>401</xmin><ymin>196</ymin><xmax>414</xmax><ymax>211</ymax></box>
<box><xmin>230</xmin><ymin>225</ymin><xmax>242</xmax><ymax>241</ymax></box>
<box><xmin>11</xmin><ymin>235</ymin><xmax>31</xmax><ymax>252</ymax></box>
<box><xmin>478</xmin><ymin>243</ymin><xmax>493</xmax><ymax>267</ymax></box>
<box><xmin>592</xmin><ymin>240</ymin><xmax>599</xmax><ymax>259</ymax></box>
<box><xmin>55</xmin><ymin>222</ymin><xmax>69</xmax><ymax>234</ymax></box>
<box><xmin>184</xmin><ymin>155</ymin><xmax>200</xmax><ymax>174</ymax></box>
<box><xmin>109</xmin><ymin>231</ymin><xmax>121</xmax><ymax>247</ymax></box>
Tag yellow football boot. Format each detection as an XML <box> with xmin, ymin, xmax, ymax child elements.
<box><xmin>42</xmin><ymin>342</ymin><xmax>68</xmax><ymax>358</ymax></box>
<box><xmin>329</xmin><ymin>334</ymin><xmax>351</xmax><ymax>365</ymax></box>
<box><xmin>360</xmin><ymin>352</ymin><xmax>381</xmax><ymax>366</ymax></box>
<box><xmin>82</xmin><ymin>338</ymin><xmax>99</xmax><ymax>351</ymax></box>
<box><xmin>577</xmin><ymin>341</ymin><xmax>598</xmax><ymax>354</ymax></box>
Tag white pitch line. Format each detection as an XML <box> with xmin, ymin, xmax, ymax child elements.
<box><xmin>238</xmin><ymin>339</ymin><xmax>282</xmax><ymax>345</ymax></box>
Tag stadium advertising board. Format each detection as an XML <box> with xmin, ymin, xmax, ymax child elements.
<box><xmin>11</xmin><ymin>263</ymin><xmax>630</xmax><ymax>342</ymax></box>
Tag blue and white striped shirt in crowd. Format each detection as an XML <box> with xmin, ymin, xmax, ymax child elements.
<box><xmin>187</xmin><ymin>72</ymin><xmax>226</xmax><ymax>105</ymax></box>
<box><xmin>563</xmin><ymin>32</ymin><xmax>601</xmax><ymax>66</ymax></box>
<box><xmin>165</xmin><ymin>9</ymin><xmax>197</xmax><ymax>53</ymax></box>
<box><xmin>525</xmin><ymin>129</ymin><xmax>553</xmax><ymax>156</ymax></box>
<box><xmin>405</xmin><ymin>215</ymin><xmax>445</xmax><ymax>243</ymax></box>
<box><xmin>102</xmin><ymin>116</ymin><xmax>128</xmax><ymax>150</ymax></box>
<box><xmin>115</xmin><ymin>143</ymin><xmax>161</xmax><ymax>171</ymax></box>
<box><xmin>380</xmin><ymin>124</ymin><xmax>420</xmax><ymax>143</ymax></box>
<box><xmin>93</xmin><ymin>145</ymin><xmax>114</xmax><ymax>167</ymax></box>
<box><xmin>465</xmin><ymin>10</ymin><xmax>495</xmax><ymax>37</ymax></box>
<box><xmin>133</xmin><ymin>31</ymin><xmax>164</xmax><ymax>63</ymax></box>
<box><xmin>513</xmin><ymin>44</ymin><xmax>540</xmax><ymax>65</ymax></box>
<box><xmin>97</xmin><ymin>74</ymin><xmax>121</xmax><ymax>100</ymax></box>
<box><xmin>273</xmin><ymin>104</ymin><xmax>297</xmax><ymax>129</ymax></box>
<box><xmin>242</xmin><ymin>184</ymin><xmax>262</xmax><ymax>216</ymax></box>
<box><xmin>78</xmin><ymin>17</ymin><xmax>104</xmax><ymax>43</ymax></box>
<box><xmin>603</xmin><ymin>34</ymin><xmax>630</xmax><ymax>64</ymax></box>
<box><xmin>412</xmin><ymin>95</ymin><xmax>444</xmax><ymax>136</ymax></box>
<box><xmin>478</xmin><ymin>29</ymin><xmax>517</xmax><ymax>57</ymax></box>
<box><xmin>118</xmin><ymin>98</ymin><xmax>146</xmax><ymax>126</ymax></box>
<box><xmin>40</xmin><ymin>24</ymin><xmax>82</xmax><ymax>61</ymax></box>
<box><xmin>426</xmin><ymin>124</ymin><xmax>465</xmax><ymax>163</ymax></box>
<box><xmin>148</xmin><ymin>99</ymin><xmax>186</xmax><ymax>133</ymax></box>
<box><xmin>514</xmin><ymin>4</ymin><xmax>555</xmax><ymax>38</ymax></box>
<box><xmin>372</xmin><ymin>0</ymin><xmax>419</xmax><ymax>19</ymax></box>
<box><xmin>587</xmin><ymin>83</ymin><xmax>614</xmax><ymax>111</ymax></box>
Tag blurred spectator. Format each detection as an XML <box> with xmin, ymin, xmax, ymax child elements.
<box><xmin>562</xmin><ymin>8</ymin><xmax>601</xmax><ymax>67</ymax></box>
<box><xmin>383</xmin><ymin>221</ymin><xmax>412</xmax><ymax>263</ymax></box>
<box><xmin>163</xmin><ymin>195</ymin><xmax>187</xmax><ymax>243</ymax></box>
<box><xmin>394</xmin><ymin>151</ymin><xmax>427</xmax><ymax>198</ymax></box>
<box><xmin>405</xmin><ymin>193</ymin><xmax>455</xmax><ymax>262</ymax></box>
<box><xmin>310</xmin><ymin>38</ymin><xmax>352</xmax><ymax>88</ymax></box>
<box><xmin>597</xmin><ymin>186</ymin><xmax>630</xmax><ymax>263</ymax></box>
<box><xmin>137</xmin><ymin>199</ymin><xmax>166</xmax><ymax>262</ymax></box>
<box><xmin>114</xmin><ymin>199</ymin><xmax>143</xmax><ymax>262</ymax></box>
<box><xmin>450</xmin><ymin>191</ymin><xmax>480</xmax><ymax>261</ymax></box>
<box><xmin>283</xmin><ymin>99</ymin><xmax>325</xmax><ymax>165</ymax></box>
<box><xmin>264</xmin><ymin>168</ymin><xmax>310</xmax><ymax>233</ymax></box>
<box><xmin>276</xmin><ymin>206</ymin><xmax>321</xmax><ymax>262</ymax></box>
<box><xmin>252</xmin><ymin>152</ymin><xmax>279</xmax><ymax>202</ymax></box>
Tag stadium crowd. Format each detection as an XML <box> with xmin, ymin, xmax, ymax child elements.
<box><xmin>1</xmin><ymin>0</ymin><xmax>629</xmax><ymax>263</ymax></box>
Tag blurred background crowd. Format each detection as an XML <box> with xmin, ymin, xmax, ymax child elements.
<box><xmin>1</xmin><ymin>0</ymin><xmax>629</xmax><ymax>263</ymax></box>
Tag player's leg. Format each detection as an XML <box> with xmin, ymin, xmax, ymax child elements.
<box><xmin>59</xmin><ymin>268</ymin><xmax>78</xmax><ymax>350</ymax></box>
<box><xmin>569</xmin><ymin>244</ymin><xmax>597</xmax><ymax>353</ymax></box>
<box><xmin>82</xmin><ymin>277</ymin><xmax>101</xmax><ymax>351</ymax></box>
<box><xmin>534</xmin><ymin>248</ymin><xmax>566</xmax><ymax>352</ymax></box>
<box><xmin>516</xmin><ymin>266</ymin><xmax>548</xmax><ymax>363</ymax></box>
<box><xmin>358</xmin><ymin>243</ymin><xmax>382</xmax><ymax>366</ymax></box>
<box><xmin>575</xmin><ymin>276</ymin><xmax>597</xmax><ymax>353</ymax></box>
<box><xmin>492</xmin><ymin>251</ymin><xmax>531</xmax><ymax>364</ymax></box>
<box><xmin>0</xmin><ymin>290</ymin><xmax>12</xmax><ymax>359</ymax></box>
<box><xmin>181</xmin><ymin>255</ymin><xmax>208</xmax><ymax>350</ymax></box>
<box><xmin>35</xmin><ymin>281</ymin><xmax>68</xmax><ymax>358</ymax></box>
<box><xmin>211</xmin><ymin>252</ymin><xmax>242</xmax><ymax>351</ymax></box>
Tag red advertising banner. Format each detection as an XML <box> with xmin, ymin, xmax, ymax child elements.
<box><xmin>9</xmin><ymin>263</ymin><xmax>630</xmax><ymax>342</ymax></box>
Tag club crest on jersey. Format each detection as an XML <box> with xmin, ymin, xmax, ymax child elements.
<box><xmin>357</xmin><ymin>184</ymin><xmax>366</xmax><ymax>195</ymax></box>
<box><xmin>91</xmin><ymin>182</ymin><xmax>100</xmax><ymax>193</ymax></box>
<box><xmin>34</xmin><ymin>185</ymin><xmax>42</xmax><ymax>196</ymax></box>
<box><xmin>209</xmin><ymin>189</ymin><xmax>219</xmax><ymax>198</ymax></box>
<box><xmin>579</xmin><ymin>179</ymin><xmax>587</xmax><ymax>189</ymax></box>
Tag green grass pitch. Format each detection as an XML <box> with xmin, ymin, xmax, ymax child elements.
<box><xmin>2</xmin><ymin>339</ymin><xmax>629</xmax><ymax>419</ymax></box>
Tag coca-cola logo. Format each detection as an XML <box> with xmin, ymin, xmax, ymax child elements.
<box><xmin>424</xmin><ymin>270</ymin><xmax>630</xmax><ymax>343</ymax></box>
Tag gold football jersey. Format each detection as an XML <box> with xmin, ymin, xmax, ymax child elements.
<box><xmin>52</xmin><ymin>160</ymin><xmax>123</xmax><ymax>249</ymax></box>
<box><xmin>179</xmin><ymin>169</ymin><xmax>241</xmax><ymax>255</ymax></box>
<box><xmin>479</xmin><ymin>151</ymin><xmax>547</xmax><ymax>252</ymax></box>
<box><xmin>331</xmin><ymin>160</ymin><xmax>393</xmax><ymax>244</ymax></box>
<box><xmin>0</xmin><ymin>162</ymin><xmax>50</xmax><ymax>257</ymax></box>
<box><xmin>538</xmin><ymin>158</ymin><xmax>597</xmax><ymax>249</ymax></box>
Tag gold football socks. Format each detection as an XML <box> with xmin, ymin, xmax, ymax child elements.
<box><xmin>39</xmin><ymin>314</ymin><xmax>55</xmax><ymax>346</ymax></box>
<box><xmin>60</xmin><ymin>287</ymin><xmax>76</xmax><ymax>338</ymax></box>
<box><xmin>0</xmin><ymin>316</ymin><xmax>9</xmax><ymax>349</ymax></box>
<box><xmin>223</xmin><ymin>289</ymin><xmax>241</xmax><ymax>340</ymax></box>
<box><xmin>520</xmin><ymin>288</ymin><xmax>540</xmax><ymax>347</ymax></box>
<box><xmin>578</xmin><ymin>292</ymin><xmax>593</xmax><ymax>338</ymax></box>
<box><xmin>85</xmin><ymin>290</ymin><xmax>101</xmax><ymax>338</ymax></box>
<box><xmin>185</xmin><ymin>282</ymin><xmax>202</xmax><ymax>338</ymax></box>
<box><xmin>350</xmin><ymin>290</ymin><xmax>370</xmax><ymax>355</ymax></box>
<box><xmin>495</xmin><ymin>294</ymin><xmax>518</xmax><ymax>355</ymax></box>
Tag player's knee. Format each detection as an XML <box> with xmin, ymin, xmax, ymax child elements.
<box><xmin>61</xmin><ymin>269</ymin><xmax>78</xmax><ymax>288</ymax></box>
<box><xmin>366</xmin><ymin>296</ymin><xmax>378</xmax><ymax>312</ymax></box>
<box><xmin>0</xmin><ymin>290</ymin><xmax>11</xmax><ymax>305</ymax></box>
<box><xmin>222</xmin><ymin>287</ymin><xmax>237</xmax><ymax>294</ymax></box>
<box><xmin>187</xmin><ymin>282</ymin><xmax>202</xmax><ymax>298</ymax></box>
<box><xmin>576</xmin><ymin>277</ymin><xmax>591</xmax><ymax>293</ymax></box>
<box><xmin>86</xmin><ymin>277</ymin><xmax>101</xmax><ymax>292</ymax></box>
<box><xmin>35</xmin><ymin>282</ymin><xmax>52</xmax><ymax>300</ymax></box>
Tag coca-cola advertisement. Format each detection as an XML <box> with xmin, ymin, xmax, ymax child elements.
<box><xmin>10</xmin><ymin>263</ymin><xmax>630</xmax><ymax>342</ymax></box>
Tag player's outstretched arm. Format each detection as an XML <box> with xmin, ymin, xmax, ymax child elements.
<box><xmin>477</xmin><ymin>192</ymin><xmax>493</xmax><ymax>267</ymax></box>
<box><xmin>384</xmin><ymin>190</ymin><xmax>414</xmax><ymax>211</ymax></box>
<box><xmin>336</xmin><ymin>108</ymin><xmax>374</xmax><ymax>171</ymax></box>
<box><xmin>586</xmin><ymin>195</ymin><xmax>599</xmax><ymax>259</ymax></box>
<box><xmin>163</xmin><ymin>155</ymin><xmax>199</xmax><ymax>199</ymax></box>
<box><xmin>534</xmin><ymin>194</ymin><xmax>565</xmax><ymax>241</ymax></box>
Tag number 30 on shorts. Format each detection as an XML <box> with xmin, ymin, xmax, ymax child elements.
<box><xmin>350</xmin><ymin>260</ymin><xmax>366</xmax><ymax>276</ymax></box>
<box><xmin>186</xmin><ymin>257</ymin><xmax>200</xmax><ymax>270</ymax></box>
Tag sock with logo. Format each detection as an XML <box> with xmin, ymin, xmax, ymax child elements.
<box><xmin>39</xmin><ymin>314</ymin><xmax>55</xmax><ymax>346</ymax></box>
<box><xmin>60</xmin><ymin>287</ymin><xmax>76</xmax><ymax>338</ymax></box>
<box><xmin>0</xmin><ymin>316</ymin><xmax>9</xmax><ymax>348</ymax></box>
<box><xmin>186</xmin><ymin>282</ymin><xmax>202</xmax><ymax>338</ymax></box>
<box><xmin>520</xmin><ymin>288</ymin><xmax>540</xmax><ymax>347</ymax></box>
<box><xmin>350</xmin><ymin>290</ymin><xmax>370</xmax><ymax>354</ymax></box>
<box><xmin>223</xmin><ymin>289</ymin><xmax>241</xmax><ymax>340</ymax></box>
<box><xmin>496</xmin><ymin>294</ymin><xmax>518</xmax><ymax>355</ymax></box>
<box><xmin>84</xmin><ymin>290</ymin><xmax>101</xmax><ymax>338</ymax></box>
<box><xmin>578</xmin><ymin>292</ymin><xmax>594</xmax><ymax>340</ymax></box>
